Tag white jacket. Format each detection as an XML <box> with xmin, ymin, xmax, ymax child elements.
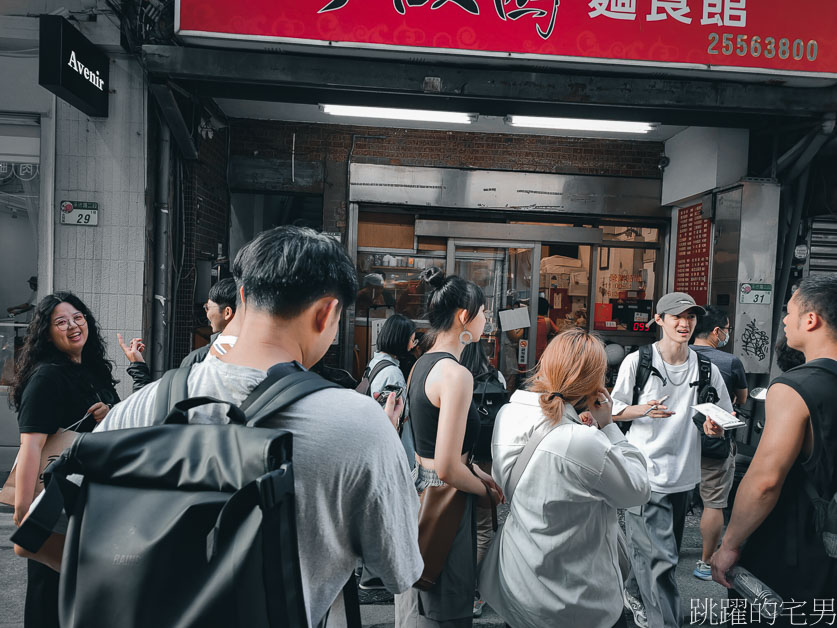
<box><xmin>479</xmin><ymin>390</ymin><xmax>650</xmax><ymax>628</ymax></box>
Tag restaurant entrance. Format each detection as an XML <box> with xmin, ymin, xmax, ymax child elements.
<box><xmin>349</xmin><ymin>168</ymin><xmax>666</xmax><ymax>390</ymax></box>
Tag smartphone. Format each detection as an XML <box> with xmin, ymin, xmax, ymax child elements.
<box><xmin>376</xmin><ymin>385</ymin><xmax>404</xmax><ymax>407</ymax></box>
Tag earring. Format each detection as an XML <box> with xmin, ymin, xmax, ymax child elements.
<box><xmin>459</xmin><ymin>330</ymin><xmax>473</xmax><ymax>345</ymax></box>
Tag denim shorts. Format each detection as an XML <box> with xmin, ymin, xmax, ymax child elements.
<box><xmin>412</xmin><ymin>464</ymin><xmax>445</xmax><ymax>494</ymax></box>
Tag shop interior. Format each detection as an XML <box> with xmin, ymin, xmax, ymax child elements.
<box><xmin>351</xmin><ymin>209</ymin><xmax>663</xmax><ymax>390</ymax></box>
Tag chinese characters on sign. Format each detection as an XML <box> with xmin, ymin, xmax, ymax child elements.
<box><xmin>674</xmin><ymin>203</ymin><xmax>711</xmax><ymax>307</ymax></box>
<box><xmin>320</xmin><ymin>0</ymin><xmax>559</xmax><ymax>40</ymax></box>
<box><xmin>178</xmin><ymin>0</ymin><xmax>836</xmax><ymax>76</ymax></box>
<box><xmin>589</xmin><ymin>0</ymin><xmax>746</xmax><ymax>25</ymax></box>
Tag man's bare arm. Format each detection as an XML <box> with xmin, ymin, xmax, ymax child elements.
<box><xmin>711</xmin><ymin>383</ymin><xmax>809</xmax><ymax>586</ymax></box>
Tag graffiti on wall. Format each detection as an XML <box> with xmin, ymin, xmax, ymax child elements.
<box><xmin>740</xmin><ymin>318</ymin><xmax>769</xmax><ymax>361</ymax></box>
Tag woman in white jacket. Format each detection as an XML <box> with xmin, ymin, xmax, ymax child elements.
<box><xmin>479</xmin><ymin>329</ymin><xmax>650</xmax><ymax>628</ymax></box>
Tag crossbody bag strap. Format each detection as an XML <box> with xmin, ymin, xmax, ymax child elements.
<box><xmin>365</xmin><ymin>359</ymin><xmax>397</xmax><ymax>396</ymax></box>
<box><xmin>505</xmin><ymin>418</ymin><xmax>560</xmax><ymax>503</ymax></box>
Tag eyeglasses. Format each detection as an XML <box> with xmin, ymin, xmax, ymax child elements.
<box><xmin>53</xmin><ymin>313</ymin><xmax>87</xmax><ymax>331</ymax></box>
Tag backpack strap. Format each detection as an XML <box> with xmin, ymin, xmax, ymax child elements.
<box><xmin>692</xmin><ymin>349</ymin><xmax>714</xmax><ymax>397</ymax></box>
<box><xmin>363</xmin><ymin>359</ymin><xmax>397</xmax><ymax>397</ymax></box>
<box><xmin>632</xmin><ymin>344</ymin><xmax>664</xmax><ymax>405</ymax></box>
<box><xmin>245</xmin><ymin>370</ymin><xmax>340</xmax><ymax>427</ymax></box>
<box><xmin>152</xmin><ymin>365</ymin><xmax>192</xmax><ymax>425</ymax></box>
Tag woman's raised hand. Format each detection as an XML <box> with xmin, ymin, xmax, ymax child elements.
<box><xmin>585</xmin><ymin>387</ymin><xmax>614</xmax><ymax>429</ymax></box>
<box><xmin>117</xmin><ymin>333</ymin><xmax>145</xmax><ymax>363</ymax></box>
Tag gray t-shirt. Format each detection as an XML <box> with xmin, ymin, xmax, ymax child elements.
<box><xmin>96</xmin><ymin>355</ymin><xmax>422</xmax><ymax>627</ymax></box>
<box><xmin>691</xmin><ymin>345</ymin><xmax>748</xmax><ymax>403</ymax></box>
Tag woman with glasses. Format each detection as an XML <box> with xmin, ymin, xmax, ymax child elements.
<box><xmin>8</xmin><ymin>291</ymin><xmax>119</xmax><ymax>628</ymax></box>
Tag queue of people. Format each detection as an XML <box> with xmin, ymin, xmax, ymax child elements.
<box><xmin>6</xmin><ymin>225</ymin><xmax>836</xmax><ymax>628</ymax></box>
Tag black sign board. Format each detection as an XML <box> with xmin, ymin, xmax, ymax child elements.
<box><xmin>39</xmin><ymin>15</ymin><xmax>109</xmax><ymax>118</ymax></box>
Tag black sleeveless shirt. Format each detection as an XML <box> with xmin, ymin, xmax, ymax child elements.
<box><xmin>407</xmin><ymin>352</ymin><xmax>481</xmax><ymax>458</ymax></box>
<box><xmin>739</xmin><ymin>359</ymin><xmax>837</xmax><ymax>602</ymax></box>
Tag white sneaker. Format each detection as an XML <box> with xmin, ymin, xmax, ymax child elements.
<box><xmin>693</xmin><ymin>559</ymin><xmax>712</xmax><ymax>581</ymax></box>
<box><xmin>623</xmin><ymin>589</ymin><xmax>648</xmax><ymax>628</ymax></box>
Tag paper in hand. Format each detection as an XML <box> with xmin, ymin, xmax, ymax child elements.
<box><xmin>691</xmin><ymin>403</ymin><xmax>746</xmax><ymax>429</ymax></box>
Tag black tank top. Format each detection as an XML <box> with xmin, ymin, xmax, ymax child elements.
<box><xmin>739</xmin><ymin>359</ymin><xmax>837</xmax><ymax>602</ymax></box>
<box><xmin>408</xmin><ymin>352</ymin><xmax>481</xmax><ymax>458</ymax></box>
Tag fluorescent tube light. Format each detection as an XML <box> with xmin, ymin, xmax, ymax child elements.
<box><xmin>506</xmin><ymin>115</ymin><xmax>657</xmax><ymax>133</ymax></box>
<box><xmin>320</xmin><ymin>104</ymin><xmax>475</xmax><ymax>124</ymax></box>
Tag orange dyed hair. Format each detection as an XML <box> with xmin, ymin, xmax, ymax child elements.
<box><xmin>528</xmin><ymin>328</ymin><xmax>607</xmax><ymax>424</ymax></box>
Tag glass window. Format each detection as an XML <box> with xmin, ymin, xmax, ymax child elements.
<box><xmin>539</xmin><ymin>244</ymin><xmax>591</xmax><ymax>341</ymax></box>
<box><xmin>1</xmin><ymin>160</ymin><xmax>40</xmax><ymax>385</ymax></box>
<box><xmin>353</xmin><ymin>251</ymin><xmax>444</xmax><ymax>375</ymax></box>
<box><xmin>454</xmin><ymin>246</ymin><xmax>532</xmax><ymax>390</ymax></box>
<box><xmin>593</xmin><ymin>247</ymin><xmax>657</xmax><ymax>334</ymax></box>
<box><xmin>602</xmin><ymin>226</ymin><xmax>659</xmax><ymax>243</ymax></box>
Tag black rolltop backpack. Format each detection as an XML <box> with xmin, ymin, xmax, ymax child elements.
<box><xmin>12</xmin><ymin>367</ymin><xmax>361</xmax><ymax>628</ymax></box>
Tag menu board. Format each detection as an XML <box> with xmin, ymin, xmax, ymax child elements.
<box><xmin>674</xmin><ymin>204</ymin><xmax>712</xmax><ymax>306</ymax></box>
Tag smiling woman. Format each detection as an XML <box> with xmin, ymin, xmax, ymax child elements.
<box><xmin>7</xmin><ymin>291</ymin><xmax>119</xmax><ymax>628</ymax></box>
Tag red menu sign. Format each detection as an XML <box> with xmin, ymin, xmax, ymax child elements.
<box><xmin>674</xmin><ymin>203</ymin><xmax>711</xmax><ymax>306</ymax></box>
<box><xmin>176</xmin><ymin>0</ymin><xmax>837</xmax><ymax>76</ymax></box>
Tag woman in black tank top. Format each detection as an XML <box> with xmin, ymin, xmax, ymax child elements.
<box><xmin>396</xmin><ymin>268</ymin><xmax>505</xmax><ymax>627</ymax></box>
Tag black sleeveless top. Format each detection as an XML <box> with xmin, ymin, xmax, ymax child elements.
<box><xmin>408</xmin><ymin>352</ymin><xmax>481</xmax><ymax>458</ymax></box>
<box><xmin>739</xmin><ymin>359</ymin><xmax>837</xmax><ymax>602</ymax></box>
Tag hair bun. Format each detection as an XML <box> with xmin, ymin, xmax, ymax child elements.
<box><xmin>420</xmin><ymin>266</ymin><xmax>446</xmax><ymax>289</ymax></box>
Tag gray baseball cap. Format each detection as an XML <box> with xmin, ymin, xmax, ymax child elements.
<box><xmin>655</xmin><ymin>292</ymin><xmax>706</xmax><ymax>317</ymax></box>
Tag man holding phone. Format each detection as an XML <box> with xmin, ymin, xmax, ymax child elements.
<box><xmin>610</xmin><ymin>292</ymin><xmax>732</xmax><ymax>628</ymax></box>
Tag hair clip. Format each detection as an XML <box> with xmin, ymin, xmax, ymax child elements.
<box><xmin>549</xmin><ymin>392</ymin><xmax>565</xmax><ymax>401</ymax></box>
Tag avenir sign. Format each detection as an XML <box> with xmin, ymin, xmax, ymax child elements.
<box><xmin>39</xmin><ymin>15</ymin><xmax>109</xmax><ymax>118</ymax></box>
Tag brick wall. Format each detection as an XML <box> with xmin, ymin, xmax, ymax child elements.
<box><xmin>230</xmin><ymin>120</ymin><xmax>664</xmax><ymax>234</ymax></box>
<box><xmin>171</xmin><ymin>128</ymin><xmax>230</xmax><ymax>364</ymax></box>
<box><xmin>53</xmin><ymin>55</ymin><xmax>147</xmax><ymax>399</ymax></box>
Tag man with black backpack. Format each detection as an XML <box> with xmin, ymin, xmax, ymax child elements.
<box><xmin>690</xmin><ymin>305</ymin><xmax>749</xmax><ymax>581</ymax></box>
<box><xmin>17</xmin><ymin>226</ymin><xmax>424</xmax><ymax>628</ymax></box>
<box><xmin>611</xmin><ymin>292</ymin><xmax>731</xmax><ymax>628</ymax></box>
<box><xmin>712</xmin><ymin>275</ymin><xmax>837</xmax><ymax>623</ymax></box>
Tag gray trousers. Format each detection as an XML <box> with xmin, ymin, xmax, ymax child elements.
<box><xmin>625</xmin><ymin>489</ymin><xmax>690</xmax><ymax>628</ymax></box>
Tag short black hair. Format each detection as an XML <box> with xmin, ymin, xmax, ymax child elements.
<box><xmin>377</xmin><ymin>313</ymin><xmax>416</xmax><ymax>356</ymax></box>
<box><xmin>538</xmin><ymin>297</ymin><xmax>550</xmax><ymax>317</ymax></box>
<box><xmin>693</xmin><ymin>305</ymin><xmax>728</xmax><ymax>338</ymax></box>
<box><xmin>794</xmin><ymin>275</ymin><xmax>837</xmax><ymax>338</ymax></box>
<box><xmin>233</xmin><ymin>226</ymin><xmax>358</xmax><ymax>318</ymax></box>
<box><xmin>208</xmin><ymin>278</ymin><xmax>237</xmax><ymax>313</ymax></box>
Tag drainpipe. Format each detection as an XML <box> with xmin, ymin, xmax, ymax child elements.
<box><xmin>151</xmin><ymin>123</ymin><xmax>171</xmax><ymax>378</ymax></box>
<box><xmin>770</xmin><ymin>114</ymin><xmax>836</xmax><ymax>342</ymax></box>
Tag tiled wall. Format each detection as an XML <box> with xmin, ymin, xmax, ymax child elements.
<box><xmin>52</xmin><ymin>55</ymin><xmax>147</xmax><ymax>399</ymax></box>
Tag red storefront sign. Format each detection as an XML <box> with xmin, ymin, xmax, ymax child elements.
<box><xmin>176</xmin><ymin>0</ymin><xmax>837</xmax><ymax>76</ymax></box>
<box><xmin>674</xmin><ymin>203</ymin><xmax>711</xmax><ymax>306</ymax></box>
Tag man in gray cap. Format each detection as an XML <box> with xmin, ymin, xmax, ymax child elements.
<box><xmin>610</xmin><ymin>292</ymin><xmax>731</xmax><ymax>627</ymax></box>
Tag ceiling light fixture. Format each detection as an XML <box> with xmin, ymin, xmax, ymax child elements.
<box><xmin>320</xmin><ymin>104</ymin><xmax>476</xmax><ymax>124</ymax></box>
<box><xmin>505</xmin><ymin>115</ymin><xmax>658</xmax><ymax>133</ymax></box>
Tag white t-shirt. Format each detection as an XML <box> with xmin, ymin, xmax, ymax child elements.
<box><xmin>611</xmin><ymin>346</ymin><xmax>733</xmax><ymax>494</ymax></box>
<box><xmin>96</xmin><ymin>355</ymin><xmax>423</xmax><ymax>627</ymax></box>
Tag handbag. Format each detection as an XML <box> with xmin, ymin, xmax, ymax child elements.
<box><xmin>0</xmin><ymin>414</ymin><xmax>88</xmax><ymax>507</ymax></box>
<box><xmin>406</xmin><ymin>362</ymin><xmax>497</xmax><ymax>591</ymax></box>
